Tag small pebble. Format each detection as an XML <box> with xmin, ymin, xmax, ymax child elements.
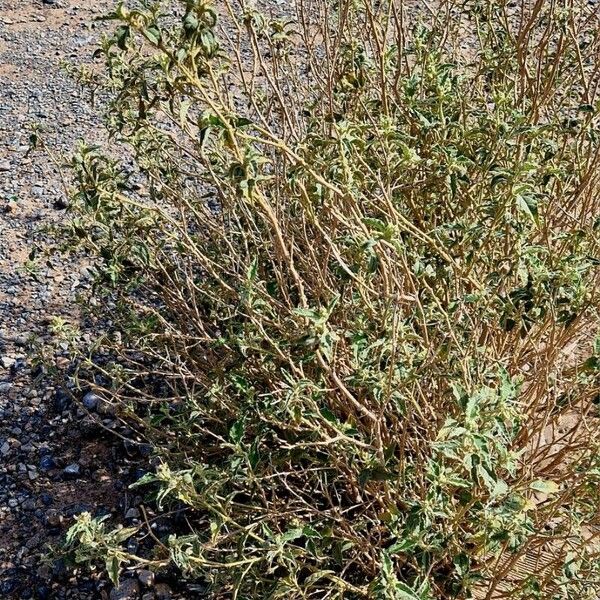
<box><xmin>63</xmin><ymin>463</ymin><xmax>81</xmax><ymax>478</ymax></box>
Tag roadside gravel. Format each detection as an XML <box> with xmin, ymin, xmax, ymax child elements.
<box><xmin>0</xmin><ymin>2</ymin><xmax>126</xmax><ymax>598</ymax></box>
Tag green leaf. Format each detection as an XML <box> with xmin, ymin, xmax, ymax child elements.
<box><xmin>515</xmin><ymin>194</ymin><xmax>538</xmax><ymax>222</ymax></box>
<box><xmin>293</xmin><ymin>307</ymin><xmax>321</xmax><ymax>321</ymax></box>
<box><xmin>106</xmin><ymin>554</ymin><xmax>121</xmax><ymax>586</ymax></box>
<box><xmin>144</xmin><ymin>25</ymin><xmax>161</xmax><ymax>45</ymax></box>
<box><xmin>530</xmin><ymin>480</ymin><xmax>559</xmax><ymax>495</ymax></box>
<box><xmin>179</xmin><ymin>99</ymin><xmax>191</xmax><ymax>128</ymax></box>
<box><xmin>229</xmin><ymin>419</ymin><xmax>245</xmax><ymax>444</ymax></box>
<box><xmin>247</xmin><ymin>257</ymin><xmax>258</xmax><ymax>282</ymax></box>
<box><xmin>578</xmin><ymin>104</ymin><xmax>595</xmax><ymax>113</ymax></box>
<box><xmin>280</xmin><ymin>528</ymin><xmax>303</xmax><ymax>543</ymax></box>
<box><xmin>394</xmin><ymin>581</ymin><xmax>423</xmax><ymax>600</ymax></box>
<box><xmin>388</xmin><ymin>537</ymin><xmax>417</xmax><ymax>553</ymax></box>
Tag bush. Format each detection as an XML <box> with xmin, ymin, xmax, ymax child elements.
<box><xmin>59</xmin><ymin>0</ymin><xmax>600</xmax><ymax>597</ymax></box>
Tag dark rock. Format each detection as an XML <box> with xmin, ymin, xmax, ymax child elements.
<box><xmin>53</xmin><ymin>197</ymin><xmax>69</xmax><ymax>210</ymax></box>
<box><xmin>45</xmin><ymin>510</ymin><xmax>63</xmax><ymax>527</ymax></box>
<box><xmin>53</xmin><ymin>389</ymin><xmax>70</xmax><ymax>413</ymax></box>
<box><xmin>62</xmin><ymin>463</ymin><xmax>81</xmax><ymax>478</ymax></box>
<box><xmin>82</xmin><ymin>391</ymin><xmax>99</xmax><ymax>410</ymax></box>
<box><xmin>22</xmin><ymin>498</ymin><xmax>36</xmax><ymax>511</ymax></box>
<box><xmin>125</xmin><ymin>507</ymin><xmax>140</xmax><ymax>520</ymax></box>
<box><xmin>40</xmin><ymin>493</ymin><xmax>53</xmax><ymax>506</ymax></box>
<box><xmin>64</xmin><ymin>502</ymin><xmax>94</xmax><ymax>517</ymax></box>
<box><xmin>51</xmin><ymin>559</ymin><xmax>68</xmax><ymax>582</ymax></box>
<box><xmin>138</xmin><ymin>569</ymin><xmax>154</xmax><ymax>588</ymax></box>
<box><xmin>10</xmin><ymin>357</ymin><xmax>26</xmax><ymax>374</ymax></box>
<box><xmin>36</xmin><ymin>586</ymin><xmax>51</xmax><ymax>600</ymax></box>
<box><xmin>126</xmin><ymin>538</ymin><xmax>139</xmax><ymax>555</ymax></box>
<box><xmin>109</xmin><ymin>578</ymin><xmax>141</xmax><ymax>600</ymax></box>
<box><xmin>132</xmin><ymin>468</ymin><xmax>148</xmax><ymax>482</ymax></box>
<box><xmin>94</xmin><ymin>505</ymin><xmax>112</xmax><ymax>518</ymax></box>
<box><xmin>97</xmin><ymin>397</ymin><xmax>117</xmax><ymax>416</ymax></box>
<box><xmin>0</xmin><ymin>579</ymin><xmax>19</xmax><ymax>595</ymax></box>
<box><xmin>39</xmin><ymin>455</ymin><xmax>56</xmax><ymax>471</ymax></box>
<box><xmin>138</xmin><ymin>443</ymin><xmax>152</xmax><ymax>457</ymax></box>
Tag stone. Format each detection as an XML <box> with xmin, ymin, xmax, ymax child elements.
<box><xmin>137</xmin><ymin>570</ymin><xmax>154</xmax><ymax>588</ymax></box>
<box><xmin>110</xmin><ymin>578</ymin><xmax>141</xmax><ymax>600</ymax></box>
<box><xmin>53</xmin><ymin>389</ymin><xmax>71</xmax><ymax>412</ymax></box>
<box><xmin>0</xmin><ymin>160</ymin><xmax>10</xmax><ymax>172</ymax></box>
<box><xmin>39</xmin><ymin>455</ymin><xmax>56</xmax><ymax>471</ymax></box>
<box><xmin>62</xmin><ymin>463</ymin><xmax>81</xmax><ymax>478</ymax></box>
<box><xmin>40</xmin><ymin>493</ymin><xmax>53</xmax><ymax>506</ymax></box>
<box><xmin>125</xmin><ymin>507</ymin><xmax>140</xmax><ymax>520</ymax></box>
<box><xmin>97</xmin><ymin>397</ymin><xmax>117</xmax><ymax>416</ymax></box>
<box><xmin>53</xmin><ymin>197</ymin><xmax>69</xmax><ymax>210</ymax></box>
<box><xmin>13</xmin><ymin>333</ymin><xmax>32</xmax><ymax>347</ymax></box>
<box><xmin>82</xmin><ymin>392</ymin><xmax>99</xmax><ymax>410</ymax></box>
<box><xmin>45</xmin><ymin>510</ymin><xmax>63</xmax><ymax>528</ymax></box>
<box><xmin>0</xmin><ymin>356</ymin><xmax>15</xmax><ymax>369</ymax></box>
<box><xmin>22</xmin><ymin>498</ymin><xmax>36</xmax><ymax>511</ymax></box>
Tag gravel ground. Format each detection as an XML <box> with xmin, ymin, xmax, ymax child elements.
<box><xmin>0</xmin><ymin>2</ymin><xmax>152</xmax><ymax>598</ymax></box>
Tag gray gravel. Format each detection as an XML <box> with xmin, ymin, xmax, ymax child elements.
<box><xmin>0</xmin><ymin>2</ymin><xmax>209</xmax><ymax>598</ymax></box>
<box><xmin>0</xmin><ymin>1</ymin><xmax>121</xmax><ymax>598</ymax></box>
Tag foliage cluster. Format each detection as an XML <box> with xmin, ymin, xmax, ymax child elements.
<box><xmin>58</xmin><ymin>0</ymin><xmax>600</xmax><ymax>597</ymax></box>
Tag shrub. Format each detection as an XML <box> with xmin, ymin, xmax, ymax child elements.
<box><xmin>59</xmin><ymin>0</ymin><xmax>600</xmax><ymax>597</ymax></box>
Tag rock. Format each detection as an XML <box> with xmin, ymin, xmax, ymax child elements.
<box><xmin>62</xmin><ymin>463</ymin><xmax>81</xmax><ymax>478</ymax></box>
<box><xmin>125</xmin><ymin>507</ymin><xmax>140</xmax><ymax>520</ymax></box>
<box><xmin>36</xmin><ymin>586</ymin><xmax>50</xmax><ymax>600</ymax></box>
<box><xmin>64</xmin><ymin>502</ymin><xmax>94</xmax><ymax>517</ymax></box>
<box><xmin>0</xmin><ymin>160</ymin><xmax>10</xmax><ymax>172</ymax></box>
<box><xmin>51</xmin><ymin>559</ymin><xmax>67</xmax><ymax>581</ymax></box>
<box><xmin>53</xmin><ymin>389</ymin><xmax>71</xmax><ymax>412</ymax></box>
<box><xmin>110</xmin><ymin>578</ymin><xmax>141</xmax><ymax>600</ymax></box>
<box><xmin>45</xmin><ymin>510</ymin><xmax>63</xmax><ymax>528</ymax></box>
<box><xmin>39</xmin><ymin>455</ymin><xmax>56</xmax><ymax>471</ymax></box>
<box><xmin>0</xmin><ymin>579</ymin><xmax>19</xmax><ymax>595</ymax></box>
<box><xmin>82</xmin><ymin>392</ymin><xmax>99</xmax><ymax>410</ymax></box>
<box><xmin>40</xmin><ymin>493</ymin><xmax>53</xmax><ymax>506</ymax></box>
<box><xmin>137</xmin><ymin>570</ymin><xmax>154</xmax><ymax>588</ymax></box>
<box><xmin>2</xmin><ymin>199</ymin><xmax>18</xmax><ymax>213</ymax></box>
<box><xmin>0</xmin><ymin>356</ymin><xmax>15</xmax><ymax>369</ymax></box>
<box><xmin>13</xmin><ymin>333</ymin><xmax>32</xmax><ymax>347</ymax></box>
<box><xmin>138</xmin><ymin>443</ymin><xmax>152</xmax><ymax>457</ymax></box>
<box><xmin>22</xmin><ymin>498</ymin><xmax>36</xmax><ymax>511</ymax></box>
